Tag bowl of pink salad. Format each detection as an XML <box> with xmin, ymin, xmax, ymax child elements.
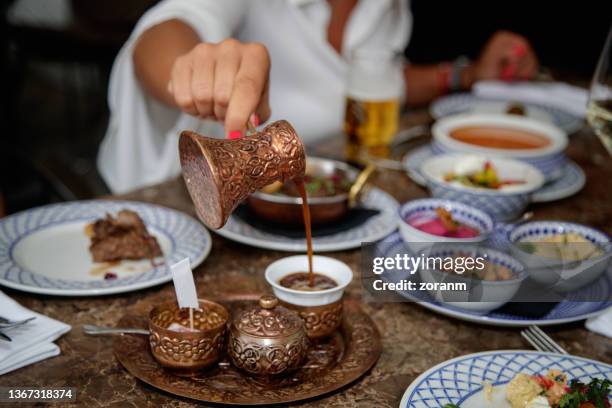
<box><xmin>398</xmin><ymin>198</ymin><xmax>494</xmax><ymax>253</ymax></box>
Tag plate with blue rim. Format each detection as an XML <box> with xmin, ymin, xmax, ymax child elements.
<box><xmin>402</xmin><ymin>144</ymin><xmax>586</xmax><ymax>203</ymax></box>
<box><xmin>211</xmin><ymin>187</ymin><xmax>399</xmax><ymax>252</ymax></box>
<box><xmin>0</xmin><ymin>200</ymin><xmax>211</xmax><ymax>296</ymax></box>
<box><xmin>377</xmin><ymin>231</ymin><xmax>612</xmax><ymax>327</ymax></box>
<box><xmin>430</xmin><ymin>93</ymin><xmax>584</xmax><ymax>134</ymax></box>
<box><xmin>399</xmin><ymin>350</ymin><xmax>612</xmax><ymax>408</ymax></box>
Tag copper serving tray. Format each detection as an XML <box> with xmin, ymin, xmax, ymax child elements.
<box><xmin>113</xmin><ymin>295</ymin><xmax>381</xmax><ymax>405</ymax></box>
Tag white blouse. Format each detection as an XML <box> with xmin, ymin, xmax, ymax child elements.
<box><xmin>98</xmin><ymin>0</ymin><xmax>411</xmax><ymax>193</ymax></box>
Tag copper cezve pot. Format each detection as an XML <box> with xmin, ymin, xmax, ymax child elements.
<box><xmin>179</xmin><ymin>120</ymin><xmax>306</xmax><ymax>229</ymax></box>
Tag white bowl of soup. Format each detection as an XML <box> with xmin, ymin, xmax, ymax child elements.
<box><xmin>432</xmin><ymin>113</ymin><xmax>568</xmax><ymax>181</ymax></box>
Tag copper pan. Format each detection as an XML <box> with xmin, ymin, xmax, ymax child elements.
<box><xmin>246</xmin><ymin>157</ymin><xmax>374</xmax><ymax>226</ymax></box>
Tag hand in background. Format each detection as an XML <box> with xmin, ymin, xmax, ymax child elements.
<box><xmin>466</xmin><ymin>30</ymin><xmax>539</xmax><ymax>85</ymax></box>
<box><xmin>167</xmin><ymin>39</ymin><xmax>272</xmax><ymax>138</ymax></box>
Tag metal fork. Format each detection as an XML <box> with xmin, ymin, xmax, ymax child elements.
<box><xmin>521</xmin><ymin>325</ymin><xmax>568</xmax><ymax>354</ymax></box>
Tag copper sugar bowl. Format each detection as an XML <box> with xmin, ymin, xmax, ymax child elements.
<box><xmin>149</xmin><ymin>299</ymin><xmax>229</xmax><ymax>377</ymax></box>
<box><xmin>227</xmin><ymin>295</ymin><xmax>309</xmax><ymax>376</ymax></box>
<box><xmin>179</xmin><ymin>120</ymin><xmax>306</xmax><ymax>229</ymax></box>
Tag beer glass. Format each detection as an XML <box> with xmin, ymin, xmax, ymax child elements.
<box><xmin>344</xmin><ymin>49</ymin><xmax>403</xmax><ymax>160</ymax></box>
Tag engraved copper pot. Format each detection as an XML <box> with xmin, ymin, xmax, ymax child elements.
<box><xmin>179</xmin><ymin>120</ymin><xmax>306</xmax><ymax>229</ymax></box>
<box><xmin>149</xmin><ymin>299</ymin><xmax>229</xmax><ymax>377</ymax></box>
<box><xmin>227</xmin><ymin>295</ymin><xmax>309</xmax><ymax>376</ymax></box>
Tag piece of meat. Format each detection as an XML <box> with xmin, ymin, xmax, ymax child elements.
<box><xmin>88</xmin><ymin>210</ymin><xmax>162</xmax><ymax>263</ymax></box>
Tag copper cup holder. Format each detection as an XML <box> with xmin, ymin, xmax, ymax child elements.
<box><xmin>280</xmin><ymin>299</ymin><xmax>344</xmax><ymax>340</ymax></box>
<box><xmin>148</xmin><ymin>299</ymin><xmax>229</xmax><ymax>377</ymax></box>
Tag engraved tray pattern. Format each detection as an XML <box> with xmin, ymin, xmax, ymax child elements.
<box><xmin>113</xmin><ymin>296</ymin><xmax>381</xmax><ymax>405</ymax></box>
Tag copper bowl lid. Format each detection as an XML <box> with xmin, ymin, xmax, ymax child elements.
<box><xmin>232</xmin><ymin>295</ymin><xmax>304</xmax><ymax>339</ymax></box>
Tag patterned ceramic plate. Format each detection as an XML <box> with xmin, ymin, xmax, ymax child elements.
<box><xmin>400</xmin><ymin>350</ymin><xmax>612</xmax><ymax>408</ymax></box>
<box><xmin>430</xmin><ymin>93</ymin><xmax>584</xmax><ymax>134</ymax></box>
<box><xmin>212</xmin><ymin>188</ymin><xmax>399</xmax><ymax>252</ymax></box>
<box><xmin>0</xmin><ymin>201</ymin><xmax>211</xmax><ymax>296</ymax></box>
<box><xmin>378</xmin><ymin>232</ymin><xmax>612</xmax><ymax>327</ymax></box>
<box><xmin>402</xmin><ymin>145</ymin><xmax>585</xmax><ymax>203</ymax></box>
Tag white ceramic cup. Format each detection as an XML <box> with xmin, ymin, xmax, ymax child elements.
<box><xmin>265</xmin><ymin>255</ymin><xmax>353</xmax><ymax>307</ymax></box>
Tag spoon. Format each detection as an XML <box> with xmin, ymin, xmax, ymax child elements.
<box><xmin>496</xmin><ymin>211</ymin><xmax>534</xmax><ymax>233</ymax></box>
<box><xmin>83</xmin><ymin>324</ymin><xmax>149</xmax><ymax>336</ymax></box>
<box><xmin>513</xmin><ymin>211</ymin><xmax>535</xmax><ymax>226</ymax></box>
<box><xmin>348</xmin><ymin>162</ymin><xmax>376</xmax><ymax>208</ymax></box>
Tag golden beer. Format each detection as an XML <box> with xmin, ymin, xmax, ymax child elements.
<box><xmin>344</xmin><ymin>48</ymin><xmax>403</xmax><ymax>161</ymax></box>
<box><xmin>344</xmin><ymin>96</ymin><xmax>400</xmax><ymax>160</ymax></box>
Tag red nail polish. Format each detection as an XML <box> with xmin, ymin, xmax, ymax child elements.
<box><xmin>228</xmin><ymin>130</ymin><xmax>242</xmax><ymax>139</ymax></box>
<box><xmin>512</xmin><ymin>43</ymin><xmax>527</xmax><ymax>57</ymax></box>
<box><xmin>501</xmin><ymin>63</ymin><xmax>517</xmax><ymax>81</ymax></box>
<box><xmin>251</xmin><ymin>113</ymin><xmax>260</xmax><ymax>127</ymax></box>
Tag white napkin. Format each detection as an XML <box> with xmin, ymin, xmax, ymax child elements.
<box><xmin>585</xmin><ymin>306</ymin><xmax>612</xmax><ymax>338</ymax></box>
<box><xmin>0</xmin><ymin>291</ymin><xmax>71</xmax><ymax>375</ymax></box>
<box><xmin>473</xmin><ymin>80</ymin><xmax>589</xmax><ymax>118</ymax></box>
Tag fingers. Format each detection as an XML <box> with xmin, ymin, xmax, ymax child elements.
<box><xmin>477</xmin><ymin>31</ymin><xmax>538</xmax><ymax>82</ymax></box>
<box><xmin>213</xmin><ymin>40</ymin><xmax>241</xmax><ymax>120</ymax></box>
<box><xmin>225</xmin><ymin>43</ymin><xmax>270</xmax><ymax>136</ymax></box>
<box><xmin>502</xmin><ymin>41</ymin><xmax>538</xmax><ymax>80</ymax></box>
<box><xmin>169</xmin><ymin>55</ymin><xmax>198</xmax><ymax>116</ymax></box>
<box><xmin>256</xmin><ymin>80</ymin><xmax>272</xmax><ymax>124</ymax></box>
<box><xmin>191</xmin><ymin>44</ymin><xmax>215</xmax><ymax>118</ymax></box>
<box><xmin>168</xmin><ymin>40</ymin><xmax>271</xmax><ymax>133</ymax></box>
<box><xmin>516</xmin><ymin>55</ymin><xmax>539</xmax><ymax>80</ymax></box>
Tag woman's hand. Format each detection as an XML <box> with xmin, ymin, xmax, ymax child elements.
<box><xmin>168</xmin><ymin>39</ymin><xmax>272</xmax><ymax>138</ymax></box>
<box><xmin>465</xmin><ymin>30</ymin><xmax>539</xmax><ymax>86</ymax></box>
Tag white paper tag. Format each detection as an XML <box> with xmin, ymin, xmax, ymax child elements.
<box><xmin>170</xmin><ymin>258</ymin><xmax>199</xmax><ymax>309</ymax></box>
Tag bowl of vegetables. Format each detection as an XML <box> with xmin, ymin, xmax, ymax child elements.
<box><xmin>418</xmin><ymin>245</ymin><xmax>528</xmax><ymax>313</ymax></box>
<box><xmin>509</xmin><ymin>221</ymin><xmax>611</xmax><ymax>292</ymax></box>
<box><xmin>398</xmin><ymin>198</ymin><xmax>494</xmax><ymax>253</ymax></box>
<box><xmin>247</xmin><ymin>157</ymin><xmax>361</xmax><ymax>226</ymax></box>
<box><xmin>421</xmin><ymin>154</ymin><xmax>545</xmax><ymax>221</ymax></box>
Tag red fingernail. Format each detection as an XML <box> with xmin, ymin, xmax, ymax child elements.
<box><xmin>228</xmin><ymin>130</ymin><xmax>242</xmax><ymax>139</ymax></box>
<box><xmin>501</xmin><ymin>63</ymin><xmax>517</xmax><ymax>81</ymax></box>
<box><xmin>512</xmin><ymin>43</ymin><xmax>527</xmax><ymax>57</ymax></box>
<box><xmin>250</xmin><ymin>113</ymin><xmax>260</xmax><ymax>127</ymax></box>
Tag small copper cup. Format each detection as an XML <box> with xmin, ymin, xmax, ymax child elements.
<box><xmin>149</xmin><ymin>299</ymin><xmax>229</xmax><ymax>377</ymax></box>
<box><xmin>179</xmin><ymin>120</ymin><xmax>306</xmax><ymax>229</ymax></box>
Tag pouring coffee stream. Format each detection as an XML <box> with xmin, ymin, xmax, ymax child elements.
<box><xmin>179</xmin><ymin>120</ymin><xmax>315</xmax><ymax>286</ymax></box>
<box><xmin>295</xmin><ymin>179</ymin><xmax>314</xmax><ymax>286</ymax></box>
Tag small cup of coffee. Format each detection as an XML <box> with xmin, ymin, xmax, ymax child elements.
<box><xmin>265</xmin><ymin>255</ymin><xmax>353</xmax><ymax>339</ymax></box>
